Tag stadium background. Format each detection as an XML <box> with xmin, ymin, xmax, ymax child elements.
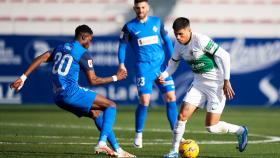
<box><xmin>0</xmin><ymin>0</ymin><xmax>279</xmax><ymax>106</ymax></box>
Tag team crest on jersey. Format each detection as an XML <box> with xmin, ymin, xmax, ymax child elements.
<box><xmin>88</xmin><ymin>60</ymin><xmax>93</xmax><ymax>68</ymax></box>
<box><xmin>153</xmin><ymin>26</ymin><xmax>158</xmax><ymax>32</ymax></box>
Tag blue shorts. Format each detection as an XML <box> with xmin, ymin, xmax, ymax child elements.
<box><xmin>54</xmin><ymin>87</ymin><xmax>97</xmax><ymax>117</ymax></box>
<box><xmin>136</xmin><ymin>73</ymin><xmax>175</xmax><ymax>95</ymax></box>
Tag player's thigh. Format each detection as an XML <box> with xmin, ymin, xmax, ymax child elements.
<box><xmin>205</xmin><ymin>86</ymin><xmax>226</xmax><ymax>115</ymax></box>
<box><xmin>90</xmin><ymin>109</ymin><xmax>103</xmax><ymax>119</ymax></box>
<box><xmin>179</xmin><ymin>101</ymin><xmax>198</xmax><ymax>121</ymax></box>
<box><xmin>183</xmin><ymin>85</ymin><xmax>207</xmax><ymax>110</ymax></box>
<box><xmin>55</xmin><ymin>87</ymin><xmax>97</xmax><ymax>117</ymax></box>
<box><xmin>139</xmin><ymin>93</ymin><xmax>151</xmax><ymax>106</ymax></box>
<box><xmin>136</xmin><ymin>73</ymin><xmax>154</xmax><ymax>95</ymax></box>
<box><xmin>92</xmin><ymin>94</ymin><xmax>116</xmax><ymax>110</ymax></box>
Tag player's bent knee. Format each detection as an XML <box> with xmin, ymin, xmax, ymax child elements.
<box><xmin>164</xmin><ymin>94</ymin><xmax>176</xmax><ymax>102</ymax></box>
<box><xmin>103</xmin><ymin>99</ymin><xmax>116</xmax><ymax>108</ymax></box>
<box><xmin>178</xmin><ymin>113</ymin><xmax>188</xmax><ymax>121</ymax></box>
<box><xmin>109</xmin><ymin>101</ymin><xmax>117</xmax><ymax>108</ymax></box>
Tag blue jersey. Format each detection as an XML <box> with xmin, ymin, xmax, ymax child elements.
<box><xmin>118</xmin><ymin>16</ymin><xmax>173</xmax><ymax>74</ymax></box>
<box><xmin>50</xmin><ymin>41</ymin><xmax>94</xmax><ymax>97</ymax></box>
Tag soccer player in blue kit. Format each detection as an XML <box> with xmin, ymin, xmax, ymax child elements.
<box><xmin>118</xmin><ymin>0</ymin><xmax>178</xmax><ymax>148</ymax></box>
<box><xmin>10</xmin><ymin>25</ymin><xmax>135</xmax><ymax>157</ymax></box>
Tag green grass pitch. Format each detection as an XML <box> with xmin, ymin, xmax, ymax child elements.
<box><xmin>0</xmin><ymin>105</ymin><xmax>280</xmax><ymax>158</ymax></box>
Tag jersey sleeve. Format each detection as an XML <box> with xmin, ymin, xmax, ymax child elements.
<box><xmin>118</xmin><ymin>24</ymin><xmax>130</xmax><ymax>64</ymax></box>
<box><xmin>199</xmin><ymin>34</ymin><xmax>219</xmax><ymax>55</ymax></box>
<box><xmin>160</xmin><ymin>20</ymin><xmax>173</xmax><ymax>60</ymax></box>
<box><xmin>160</xmin><ymin>20</ymin><xmax>168</xmax><ymax>37</ymax></box>
<box><xmin>171</xmin><ymin>41</ymin><xmax>183</xmax><ymax>62</ymax></box>
<box><xmin>79</xmin><ymin>52</ymin><xmax>95</xmax><ymax>72</ymax></box>
<box><xmin>119</xmin><ymin>24</ymin><xmax>130</xmax><ymax>43</ymax></box>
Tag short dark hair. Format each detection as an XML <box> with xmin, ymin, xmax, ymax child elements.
<box><xmin>134</xmin><ymin>0</ymin><xmax>148</xmax><ymax>4</ymax></box>
<box><xmin>172</xmin><ymin>17</ymin><xmax>190</xmax><ymax>31</ymax></box>
<box><xmin>75</xmin><ymin>24</ymin><xmax>93</xmax><ymax>39</ymax></box>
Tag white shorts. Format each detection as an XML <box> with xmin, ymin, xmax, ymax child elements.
<box><xmin>183</xmin><ymin>80</ymin><xmax>226</xmax><ymax>114</ymax></box>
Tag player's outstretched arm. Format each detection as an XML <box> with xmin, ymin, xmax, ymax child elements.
<box><xmin>85</xmin><ymin>69</ymin><xmax>127</xmax><ymax>86</ymax></box>
<box><xmin>157</xmin><ymin>59</ymin><xmax>180</xmax><ymax>84</ymax></box>
<box><xmin>10</xmin><ymin>51</ymin><xmax>52</xmax><ymax>92</ymax></box>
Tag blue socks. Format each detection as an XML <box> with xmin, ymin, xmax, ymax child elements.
<box><xmin>135</xmin><ymin>104</ymin><xmax>148</xmax><ymax>133</ymax></box>
<box><xmin>98</xmin><ymin>107</ymin><xmax>117</xmax><ymax>145</ymax></box>
<box><xmin>166</xmin><ymin>101</ymin><xmax>178</xmax><ymax>130</ymax></box>
<box><xmin>94</xmin><ymin>112</ymin><xmax>120</xmax><ymax>151</ymax></box>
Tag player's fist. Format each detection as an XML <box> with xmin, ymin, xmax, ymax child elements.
<box><xmin>118</xmin><ymin>64</ymin><xmax>127</xmax><ymax>74</ymax></box>
<box><xmin>223</xmin><ymin>80</ymin><xmax>235</xmax><ymax>100</ymax></box>
<box><xmin>10</xmin><ymin>74</ymin><xmax>27</xmax><ymax>92</ymax></box>
<box><xmin>157</xmin><ymin>75</ymin><xmax>165</xmax><ymax>84</ymax></box>
<box><xmin>10</xmin><ymin>78</ymin><xmax>24</xmax><ymax>92</ymax></box>
<box><xmin>116</xmin><ymin>69</ymin><xmax>127</xmax><ymax>81</ymax></box>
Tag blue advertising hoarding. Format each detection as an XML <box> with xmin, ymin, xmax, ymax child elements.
<box><xmin>0</xmin><ymin>35</ymin><xmax>279</xmax><ymax>106</ymax></box>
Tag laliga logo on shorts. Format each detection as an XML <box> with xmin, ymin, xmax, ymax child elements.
<box><xmin>220</xmin><ymin>38</ymin><xmax>280</xmax><ymax>74</ymax></box>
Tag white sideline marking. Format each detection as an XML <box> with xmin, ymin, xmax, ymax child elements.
<box><xmin>1</xmin><ymin>122</ymin><xmax>280</xmax><ymax>145</ymax></box>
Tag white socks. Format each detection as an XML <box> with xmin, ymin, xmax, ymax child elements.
<box><xmin>98</xmin><ymin>141</ymin><xmax>107</xmax><ymax>146</ymax></box>
<box><xmin>171</xmin><ymin>120</ymin><xmax>244</xmax><ymax>153</ymax></box>
<box><xmin>172</xmin><ymin>120</ymin><xmax>187</xmax><ymax>152</ymax></box>
<box><xmin>135</xmin><ymin>132</ymin><xmax>142</xmax><ymax>139</ymax></box>
<box><xmin>206</xmin><ymin>121</ymin><xmax>244</xmax><ymax>135</ymax></box>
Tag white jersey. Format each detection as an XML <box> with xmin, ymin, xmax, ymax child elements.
<box><xmin>172</xmin><ymin>32</ymin><xmax>224</xmax><ymax>84</ymax></box>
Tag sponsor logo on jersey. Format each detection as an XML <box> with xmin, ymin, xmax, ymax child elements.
<box><xmin>137</xmin><ymin>35</ymin><xmax>159</xmax><ymax>46</ymax></box>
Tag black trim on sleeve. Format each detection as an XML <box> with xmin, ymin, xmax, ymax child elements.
<box><xmin>171</xmin><ymin>58</ymin><xmax>180</xmax><ymax>62</ymax></box>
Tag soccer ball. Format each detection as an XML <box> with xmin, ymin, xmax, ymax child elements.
<box><xmin>179</xmin><ymin>139</ymin><xmax>199</xmax><ymax>158</ymax></box>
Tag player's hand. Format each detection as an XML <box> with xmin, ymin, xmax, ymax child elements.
<box><xmin>157</xmin><ymin>74</ymin><xmax>166</xmax><ymax>84</ymax></box>
<box><xmin>118</xmin><ymin>64</ymin><xmax>127</xmax><ymax>74</ymax></box>
<box><xmin>116</xmin><ymin>69</ymin><xmax>127</xmax><ymax>81</ymax></box>
<box><xmin>10</xmin><ymin>78</ymin><xmax>25</xmax><ymax>92</ymax></box>
<box><xmin>223</xmin><ymin>80</ymin><xmax>235</xmax><ymax>100</ymax></box>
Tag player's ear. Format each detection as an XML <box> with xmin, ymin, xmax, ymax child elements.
<box><xmin>81</xmin><ymin>35</ymin><xmax>86</xmax><ymax>41</ymax></box>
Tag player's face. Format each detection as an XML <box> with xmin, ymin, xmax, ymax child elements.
<box><xmin>81</xmin><ymin>33</ymin><xmax>93</xmax><ymax>49</ymax></box>
<box><xmin>133</xmin><ymin>2</ymin><xmax>149</xmax><ymax>20</ymax></box>
<box><xmin>174</xmin><ymin>27</ymin><xmax>192</xmax><ymax>45</ymax></box>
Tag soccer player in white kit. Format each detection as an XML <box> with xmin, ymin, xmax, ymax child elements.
<box><xmin>159</xmin><ymin>17</ymin><xmax>248</xmax><ymax>158</ymax></box>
